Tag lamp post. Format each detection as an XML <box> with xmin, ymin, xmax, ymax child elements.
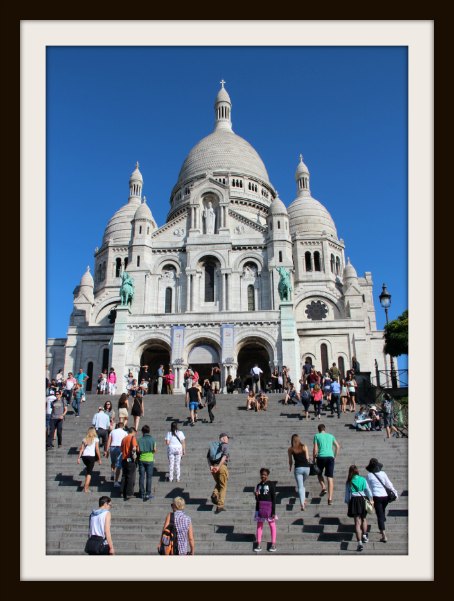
<box><xmin>379</xmin><ymin>283</ymin><xmax>398</xmax><ymax>389</ymax></box>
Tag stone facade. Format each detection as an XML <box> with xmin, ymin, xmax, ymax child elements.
<box><xmin>46</xmin><ymin>83</ymin><xmax>390</xmax><ymax>393</ymax></box>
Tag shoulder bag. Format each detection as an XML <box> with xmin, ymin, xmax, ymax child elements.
<box><xmin>351</xmin><ymin>482</ymin><xmax>374</xmax><ymax>514</ymax></box>
<box><xmin>372</xmin><ymin>472</ymin><xmax>397</xmax><ymax>503</ymax></box>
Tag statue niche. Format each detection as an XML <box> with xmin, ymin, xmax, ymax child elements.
<box><xmin>203</xmin><ymin>200</ymin><xmax>217</xmax><ymax>235</ymax></box>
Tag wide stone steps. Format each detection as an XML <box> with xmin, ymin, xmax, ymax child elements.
<box><xmin>46</xmin><ymin>393</ymin><xmax>407</xmax><ymax>555</ymax></box>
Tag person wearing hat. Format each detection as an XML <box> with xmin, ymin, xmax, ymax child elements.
<box><xmin>365</xmin><ymin>458</ymin><xmax>398</xmax><ymax>543</ymax></box>
<box><xmin>208</xmin><ymin>433</ymin><xmax>230</xmax><ymax>514</ymax></box>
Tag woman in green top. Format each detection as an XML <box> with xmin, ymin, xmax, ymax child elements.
<box><xmin>344</xmin><ymin>465</ymin><xmax>374</xmax><ymax>552</ymax></box>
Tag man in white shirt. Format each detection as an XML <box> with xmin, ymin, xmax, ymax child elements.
<box><xmin>92</xmin><ymin>407</ymin><xmax>111</xmax><ymax>449</ymax></box>
<box><xmin>250</xmin><ymin>364</ymin><xmax>263</xmax><ymax>393</ymax></box>
<box><xmin>105</xmin><ymin>423</ymin><xmax>128</xmax><ymax>486</ymax></box>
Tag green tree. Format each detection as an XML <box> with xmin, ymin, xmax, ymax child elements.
<box><xmin>384</xmin><ymin>309</ymin><xmax>408</xmax><ymax>357</ymax></box>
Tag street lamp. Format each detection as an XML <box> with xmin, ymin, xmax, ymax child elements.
<box><xmin>379</xmin><ymin>283</ymin><xmax>398</xmax><ymax>388</ymax></box>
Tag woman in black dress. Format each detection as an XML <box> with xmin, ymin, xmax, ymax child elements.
<box><xmin>131</xmin><ymin>393</ymin><xmax>144</xmax><ymax>430</ymax></box>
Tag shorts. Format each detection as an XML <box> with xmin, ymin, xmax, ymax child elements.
<box><xmin>383</xmin><ymin>413</ymin><xmax>393</xmax><ymax>428</ymax></box>
<box><xmin>110</xmin><ymin>446</ymin><xmax>122</xmax><ymax>468</ymax></box>
<box><xmin>119</xmin><ymin>408</ymin><xmax>128</xmax><ymax>420</ymax></box>
<box><xmin>82</xmin><ymin>456</ymin><xmax>96</xmax><ymax>475</ymax></box>
<box><xmin>316</xmin><ymin>456</ymin><xmax>335</xmax><ymax>478</ymax></box>
<box><xmin>189</xmin><ymin>401</ymin><xmax>199</xmax><ymax>411</ymax></box>
<box><xmin>211</xmin><ymin>381</ymin><xmax>220</xmax><ymax>392</ymax></box>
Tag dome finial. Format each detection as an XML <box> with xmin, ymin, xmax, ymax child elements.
<box><xmin>220</xmin><ymin>79</ymin><xmax>226</xmax><ymax>88</ymax></box>
<box><xmin>214</xmin><ymin>82</ymin><xmax>232</xmax><ymax>132</ymax></box>
<box><xmin>136</xmin><ymin>161</ymin><xmax>139</xmax><ymax>169</ymax></box>
<box><xmin>299</xmin><ymin>153</ymin><xmax>303</xmax><ymax>163</ymax></box>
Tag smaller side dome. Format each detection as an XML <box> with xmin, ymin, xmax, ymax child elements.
<box><xmin>80</xmin><ymin>266</ymin><xmax>94</xmax><ymax>287</ymax></box>
<box><xmin>269</xmin><ymin>195</ymin><xmax>288</xmax><ymax>215</ymax></box>
<box><xmin>295</xmin><ymin>154</ymin><xmax>310</xmax><ymax>178</ymax></box>
<box><xmin>129</xmin><ymin>161</ymin><xmax>143</xmax><ymax>183</ymax></box>
<box><xmin>134</xmin><ymin>197</ymin><xmax>153</xmax><ymax>221</ymax></box>
<box><xmin>343</xmin><ymin>257</ymin><xmax>358</xmax><ymax>281</ymax></box>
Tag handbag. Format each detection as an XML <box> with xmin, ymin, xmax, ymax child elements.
<box><xmin>351</xmin><ymin>482</ymin><xmax>374</xmax><ymax>514</ymax></box>
<box><xmin>372</xmin><ymin>472</ymin><xmax>397</xmax><ymax>503</ymax></box>
<box><xmin>309</xmin><ymin>462</ymin><xmax>321</xmax><ymax>476</ymax></box>
<box><xmin>85</xmin><ymin>534</ymin><xmax>107</xmax><ymax>555</ymax></box>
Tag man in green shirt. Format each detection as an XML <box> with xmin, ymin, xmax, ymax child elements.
<box><xmin>138</xmin><ymin>425</ymin><xmax>157</xmax><ymax>501</ymax></box>
<box><xmin>312</xmin><ymin>424</ymin><xmax>340</xmax><ymax>505</ymax></box>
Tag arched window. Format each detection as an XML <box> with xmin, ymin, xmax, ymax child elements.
<box><xmin>335</xmin><ymin>256</ymin><xmax>340</xmax><ymax>275</ymax></box>
<box><xmin>321</xmin><ymin>343</ymin><xmax>329</xmax><ymax>375</ymax></box>
<box><xmin>102</xmin><ymin>348</ymin><xmax>109</xmax><ymax>372</ymax></box>
<box><xmin>97</xmin><ymin>264</ymin><xmax>102</xmax><ymax>283</ymax></box>
<box><xmin>165</xmin><ymin>287</ymin><xmax>172</xmax><ymax>314</ymax></box>
<box><xmin>139</xmin><ymin>225</ymin><xmax>142</xmax><ymax>235</ymax></box>
<box><xmin>278</xmin><ymin>221</ymin><xmax>281</xmax><ymax>229</ymax></box>
<box><xmin>338</xmin><ymin>356</ymin><xmax>345</xmax><ymax>379</ymax></box>
<box><xmin>147</xmin><ymin>226</ymin><xmax>150</xmax><ymax>235</ymax></box>
<box><xmin>86</xmin><ymin>361</ymin><xmax>93</xmax><ymax>392</ymax></box>
<box><xmin>124</xmin><ymin>257</ymin><xmax>128</xmax><ymax>269</ymax></box>
<box><xmin>305</xmin><ymin>251</ymin><xmax>312</xmax><ymax>271</ymax></box>
<box><xmin>102</xmin><ymin>262</ymin><xmax>106</xmax><ymax>280</ymax></box>
<box><xmin>137</xmin><ymin>255</ymin><xmax>140</xmax><ymax>267</ymax></box>
<box><xmin>247</xmin><ymin>285</ymin><xmax>255</xmax><ymax>311</ymax></box>
<box><xmin>314</xmin><ymin>251</ymin><xmax>321</xmax><ymax>271</ymax></box>
<box><xmin>115</xmin><ymin>258</ymin><xmax>122</xmax><ymax>277</ymax></box>
<box><xmin>279</xmin><ymin>251</ymin><xmax>283</xmax><ymax>263</ymax></box>
<box><xmin>330</xmin><ymin>254</ymin><xmax>335</xmax><ymax>273</ymax></box>
<box><xmin>204</xmin><ymin>261</ymin><xmax>215</xmax><ymax>302</ymax></box>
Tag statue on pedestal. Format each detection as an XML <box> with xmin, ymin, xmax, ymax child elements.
<box><xmin>120</xmin><ymin>271</ymin><xmax>135</xmax><ymax>307</ymax></box>
<box><xmin>203</xmin><ymin>201</ymin><xmax>216</xmax><ymax>234</ymax></box>
<box><xmin>276</xmin><ymin>266</ymin><xmax>292</xmax><ymax>301</ymax></box>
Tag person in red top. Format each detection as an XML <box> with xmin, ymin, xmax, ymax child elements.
<box><xmin>307</xmin><ymin>367</ymin><xmax>320</xmax><ymax>390</ymax></box>
<box><xmin>121</xmin><ymin>427</ymin><xmax>139</xmax><ymax>501</ymax></box>
<box><xmin>311</xmin><ymin>384</ymin><xmax>323</xmax><ymax>420</ymax></box>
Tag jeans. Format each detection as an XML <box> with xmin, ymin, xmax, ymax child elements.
<box><xmin>110</xmin><ymin>446</ymin><xmax>122</xmax><ymax>469</ymax></box>
<box><xmin>72</xmin><ymin>396</ymin><xmax>81</xmax><ymax>416</ymax></box>
<box><xmin>330</xmin><ymin>394</ymin><xmax>341</xmax><ymax>417</ymax></box>
<box><xmin>211</xmin><ymin>464</ymin><xmax>229</xmax><ymax>508</ymax></box>
<box><xmin>207</xmin><ymin>400</ymin><xmax>216</xmax><ymax>422</ymax></box>
<box><xmin>96</xmin><ymin>428</ymin><xmax>108</xmax><ymax>448</ymax></box>
<box><xmin>138</xmin><ymin>461</ymin><xmax>154</xmax><ymax>497</ymax></box>
<box><xmin>157</xmin><ymin>377</ymin><xmax>163</xmax><ymax>394</ymax></box>
<box><xmin>294</xmin><ymin>466</ymin><xmax>310</xmax><ymax>506</ymax></box>
<box><xmin>314</xmin><ymin>401</ymin><xmax>322</xmax><ymax>416</ymax></box>
<box><xmin>47</xmin><ymin>418</ymin><xmax>63</xmax><ymax>447</ymax></box>
<box><xmin>122</xmin><ymin>459</ymin><xmax>136</xmax><ymax>498</ymax></box>
<box><xmin>373</xmin><ymin>495</ymin><xmax>389</xmax><ymax>531</ymax></box>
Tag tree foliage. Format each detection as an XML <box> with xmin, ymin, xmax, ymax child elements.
<box><xmin>384</xmin><ymin>310</ymin><xmax>408</xmax><ymax>357</ymax></box>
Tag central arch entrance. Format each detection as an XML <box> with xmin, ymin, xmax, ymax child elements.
<box><xmin>140</xmin><ymin>342</ymin><xmax>171</xmax><ymax>394</ymax></box>
<box><xmin>188</xmin><ymin>342</ymin><xmax>220</xmax><ymax>384</ymax></box>
<box><xmin>237</xmin><ymin>341</ymin><xmax>271</xmax><ymax>391</ymax></box>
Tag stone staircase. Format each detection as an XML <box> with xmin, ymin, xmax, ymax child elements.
<box><xmin>46</xmin><ymin>392</ymin><xmax>407</xmax><ymax>555</ymax></box>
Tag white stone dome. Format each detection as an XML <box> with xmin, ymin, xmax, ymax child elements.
<box><xmin>102</xmin><ymin>198</ymin><xmax>140</xmax><ymax>245</ymax></box>
<box><xmin>80</xmin><ymin>266</ymin><xmax>94</xmax><ymax>287</ymax></box>
<box><xmin>343</xmin><ymin>258</ymin><xmax>358</xmax><ymax>280</ymax></box>
<box><xmin>134</xmin><ymin>199</ymin><xmax>153</xmax><ymax>221</ymax></box>
<box><xmin>177</xmin><ymin>130</ymin><xmax>270</xmax><ymax>185</ymax></box>
<box><xmin>288</xmin><ymin>195</ymin><xmax>337</xmax><ymax>238</ymax></box>
<box><xmin>269</xmin><ymin>195</ymin><xmax>288</xmax><ymax>215</ymax></box>
<box><xmin>215</xmin><ymin>86</ymin><xmax>231</xmax><ymax>104</ymax></box>
<box><xmin>129</xmin><ymin>162</ymin><xmax>143</xmax><ymax>183</ymax></box>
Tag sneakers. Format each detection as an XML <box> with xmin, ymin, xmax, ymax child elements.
<box><xmin>357</xmin><ymin>543</ymin><xmax>364</xmax><ymax>552</ymax></box>
<box><xmin>362</xmin><ymin>534</ymin><xmax>369</xmax><ymax>544</ymax></box>
<box><xmin>114</xmin><ymin>481</ymin><xmax>121</xmax><ymax>488</ymax></box>
<box><xmin>254</xmin><ymin>545</ymin><xmax>262</xmax><ymax>553</ymax></box>
<box><xmin>268</xmin><ymin>545</ymin><xmax>277</xmax><ymax>552</ymax></box>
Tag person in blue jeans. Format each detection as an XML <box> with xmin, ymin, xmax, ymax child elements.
<box><xmin>138</xmin><ymin>424</ymin><xmax>156</xmax><ymax>501</ymax></box>
<box><xmin>330</xmin><ymin>377</ymin><xmax>341</xmax><ymax>418</ymax></box>
<box><xmin>288</xmin><ymin>434</ymin><xmax>311</xmax><ymax>511</ymax></box>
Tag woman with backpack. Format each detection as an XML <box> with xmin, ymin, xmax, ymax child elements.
<box><xmin>159</xmin><ymin>497</ymin><xmax>194</xmax><ymax>555</ymax></box>
<box><xmin>165</xmin><ymin>422</ymin><xmax>186</xmax><ymax>483</ymax></box>
<box><xmin>253</xmin><ymin>468</ymin><xmax>277</xmax><ymax>553</ymax></box>
<box><xmin>299</xmin><ymin>382</ymin><xmax>312</xmax><ymax>420</ymax></box>
<box><xmin>344</xmin><ymin>465</ymin><xmax>374</xmax><ymax>552</ymax></box>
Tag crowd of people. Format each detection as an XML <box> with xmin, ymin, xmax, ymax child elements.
<box><xmin>46</xmin><ymin>355</ymin><xmax>403</xmax><ymax>555</ymax></box>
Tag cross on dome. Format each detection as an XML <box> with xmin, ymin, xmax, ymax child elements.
<box><xmin>220</xmin><ymin>79</ymin><xmax>226</xmax><ymax>87</ymax></box>
<box><xmin>299</xmin><ymin>154</ymin><xmax>304</xmax><ymax>162</ymax></box>
<box><xmin>136</xmin><ymin>161</ymin><xmax>139</xmax><ymax>169</ymax></box>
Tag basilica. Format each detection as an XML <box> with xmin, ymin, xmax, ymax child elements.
<box><xmin>46</xmin><ymin>83</ymin><xmax>387</xmax><ymax>393</ymax></box>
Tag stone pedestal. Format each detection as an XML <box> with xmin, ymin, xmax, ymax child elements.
<box><xmin>110</xmin><ymin>306</ymin><xmax>131</xmax><ymax>394</ymax></box>
<box><xmin>279</xmin><ymin>301</ymin><xmax>299</xmax><ymax>383</ymax></box>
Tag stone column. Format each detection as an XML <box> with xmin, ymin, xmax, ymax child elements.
<box><xmin>110</xmin><ymin>306</ymin><xmax>131</xmax><ymax>394</ymax></box>
<box><xmin>279</xmin><ymin>301</ymin><xmax>299</xmax><ymax>382</ymax></box>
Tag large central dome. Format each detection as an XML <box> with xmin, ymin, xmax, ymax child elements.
<box><xmin>177</xmin><ymin>129</ymin><xmax>270</xmax><ymax>185</ymax></box>
<box><xmin>176</xmin><ymin>83</ymin><xmax>270</xmax><ymax>187</ymax></box>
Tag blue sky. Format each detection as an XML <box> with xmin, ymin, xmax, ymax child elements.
<box><xmin>46</xmin><ymin>46</ymin><xmax>408</xmax><ymax>365</ymax></box>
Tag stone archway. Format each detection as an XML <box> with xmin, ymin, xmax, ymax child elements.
<box><xmin>140</xmin><ymin>341</ymin><xmax>171</xmax><ymax>394</ymax></box>
<box><xmin>237</xmin><ymin>340</ymin><xmax>271</xmax><ymax>391</ymax></box>
<box><xmin>187</xmin><ymin>342</ymin><xmax>221</xmax><ymax>384</ymax></box>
